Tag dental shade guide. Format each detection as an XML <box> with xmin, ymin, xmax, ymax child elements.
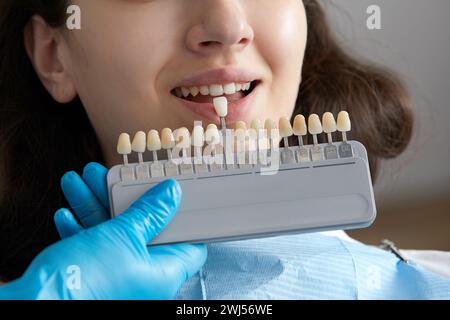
<box><xmin>108</xmin><ymin>107</ymin><xmax>376</xmax><ymax>246</ymax></box>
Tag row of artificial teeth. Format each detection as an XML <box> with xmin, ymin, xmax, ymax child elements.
<box><xmin>175</xmin><ymin>82</ymin><xmax>252</xmax><ymax>98</ymax></box>
<box><xmin>116</xmin><ymin>112</ymin><xmax>352</xmax><ymax>156</ymax></box>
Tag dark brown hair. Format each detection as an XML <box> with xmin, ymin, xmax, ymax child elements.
<box><xmin>297</xmin><ymin>0</ymin><xmax>413</xmax><ymax>175</ymax></box>
<box><xmin>0</xmin><ymin>0</ymin><xmax>413</xmax><ymax>281</ymax></box>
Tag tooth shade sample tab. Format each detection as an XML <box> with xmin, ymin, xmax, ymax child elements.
<box><xmin>161</xmin><ymin>128</ymin><xmax>176</xmax><ymax>149</ymax></box>
<box><xmin>213</xmin><ymin>97</ymin><xmax>228</xmax><ymax>118</ymax></box>
<box><xmin>117</xmin><ymin>133</ymin><xmax>132</xmax><ymax>155</ymax></box>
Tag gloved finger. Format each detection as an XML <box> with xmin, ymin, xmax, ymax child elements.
<box><xmin>54</xmin><ymin>208</ymin><xmax>84</xmax><ymax>239</ymax></box>
<box><xmin>60</xmin><ymin>171</ymin><xmax>110</xmax><ymax>227</ymax></box>
<box><xmin>110</xmin><ymin>179</ymin><xmax>182</xmax><ymax>245</ymax></box>
<box><xmin>82</xmin><ymin>162</ymin><xmax>110</xmax><ymax>210</ymax></box>
<box><xmin>148</xmin><ymin>243</ymin><xmax>208</xmax><ymax>283</ymax></box>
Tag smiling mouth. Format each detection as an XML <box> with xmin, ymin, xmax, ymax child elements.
<box><xmin>171</xmin><ymin>80</ymin><xmax>260</xmax><ymax>104</ymax></box>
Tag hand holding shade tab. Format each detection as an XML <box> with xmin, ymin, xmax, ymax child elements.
<box><xmin>108</xmin><ymin>100</ymin><xmax>375</xmax><ymax>246</ymax></box>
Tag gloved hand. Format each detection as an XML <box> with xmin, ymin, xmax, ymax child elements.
<box><xmin>0</xmin><ymin>177</ymin><xmax>207</xmax><ymax>300</ymax></box>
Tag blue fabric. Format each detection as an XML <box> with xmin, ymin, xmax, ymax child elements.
<box><xmin>176</xmin><ymin>233</ymin><xmax>450</xmax><ymax>300</ymax></box>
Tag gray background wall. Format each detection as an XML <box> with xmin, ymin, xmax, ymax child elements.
<box><xmin>323</xmin><ymin>0</ymin><xmax>450</xmax><ymax>205</ymax></box>
<box><xmin>321</xmin><ymin>0</ymin><xmax>450</xmax><ymax>249</ymax></box>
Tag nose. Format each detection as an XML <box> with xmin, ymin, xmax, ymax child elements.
<box><xmin>185</xmin><ymin>0</ymin><xmax>254</xmax><ymax>55</ymax></box>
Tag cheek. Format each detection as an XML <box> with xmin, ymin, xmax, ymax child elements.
<box><xmin>68</xmin><ymin>2</ymin><xmax>179</xmax><ymax>104</ymax></box>
<box><xmin>255</xmin><ymin>1</ymin><xmax>307</xmax><ymax>77</ymax></box>
<box><xmin>252</xmin><ymin>1</ymin><xmax>307</xmax><ymax>114</ymax></box>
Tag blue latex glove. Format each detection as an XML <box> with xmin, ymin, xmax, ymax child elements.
<box><xmin>0</xmin><ymin>178</ymin><xmax>207</xmax><ymax>300</ymax></box>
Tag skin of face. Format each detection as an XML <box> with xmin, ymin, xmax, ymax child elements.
<box><xmin>30</xmin><ymin>0</ymin><xmax>307</xmax><ymax>167</ymax></box>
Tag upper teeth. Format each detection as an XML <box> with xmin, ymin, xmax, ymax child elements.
<box><xmin>175</xmin><ymin>82</ymin><xmax>252</xmax><ymax>98</ymax></box>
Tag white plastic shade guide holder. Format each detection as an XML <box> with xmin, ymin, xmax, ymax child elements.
<box><xmin>109</xmin><ymin>109</ymin><xmax>376</xmax><ymax>245</ymax></box>
<box><xmin>107</xmin><ymin>140</ymin><xmax>376</xmax><ymax>245</ymax></box>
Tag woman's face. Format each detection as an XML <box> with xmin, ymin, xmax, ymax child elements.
<box><xmin>61</xmin><ymin>0</ymin><xmax>307</xmax><ymax>166</ymax></box>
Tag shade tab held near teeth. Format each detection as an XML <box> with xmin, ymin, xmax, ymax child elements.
<box><xmin>337</xmin><ymin>111</ymin><xmax>351</xmax><ymax>132</ymax></box>
<box><xmin>131</xmin><ymin>131</ymin><xmax>146</xmax><ymax>153</ymax></box>
<box><xmin>117</xmin><ymin>133</ymin><xmax>132</xmax><ymax>155</ymax></box>
<box><xmin>174</xmin><ymin>127</ymin><xmax>191</xmax><ymax>149</ymax></box>
<box><xmin>147</xmin><ymin>130</ymin><xmax>162</xmax><ymax>151</ymax></box>
<box><xmin>293</xmin><ymin>115</ymin><xmax>307</xmax><ymax>136</ymax></box>
<box><xmin>308</xmin><ymin>114</ymin><xmax>323</xmax><ymax>135</ymax></box>
<box><xmin>161</xmin><ymin>128</ymin><xmax>175</xmax><ymax>149</ymax></box>
<box><xmin>213</xmin><ymin>97</ymin><xmax>228</xmax><ymax>117</ymax></box>
<box><xmin>279</xmin><ymin>117</ymin><xmax>294</xmax><ymax>138</ymax></box>
<box><xmin>322</xmin><ymin>112</ymin><xmax>337</xmax><ymax>133</ymax></box>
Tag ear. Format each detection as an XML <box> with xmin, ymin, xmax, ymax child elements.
<box><xmin>24</xmin><ymin>15</ymin><xmax>77</xmax><ymax>104</ymax></box>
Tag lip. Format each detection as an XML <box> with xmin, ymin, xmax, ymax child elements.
<box><xmin>172</xmin><ymin>68</ymin><xmax>261</xmax><ymax>89</ymax></box>
<box><xmin>173</xmin><ymin>81</ymin><xmax>261</xmax><ymax>124</ymax></box>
